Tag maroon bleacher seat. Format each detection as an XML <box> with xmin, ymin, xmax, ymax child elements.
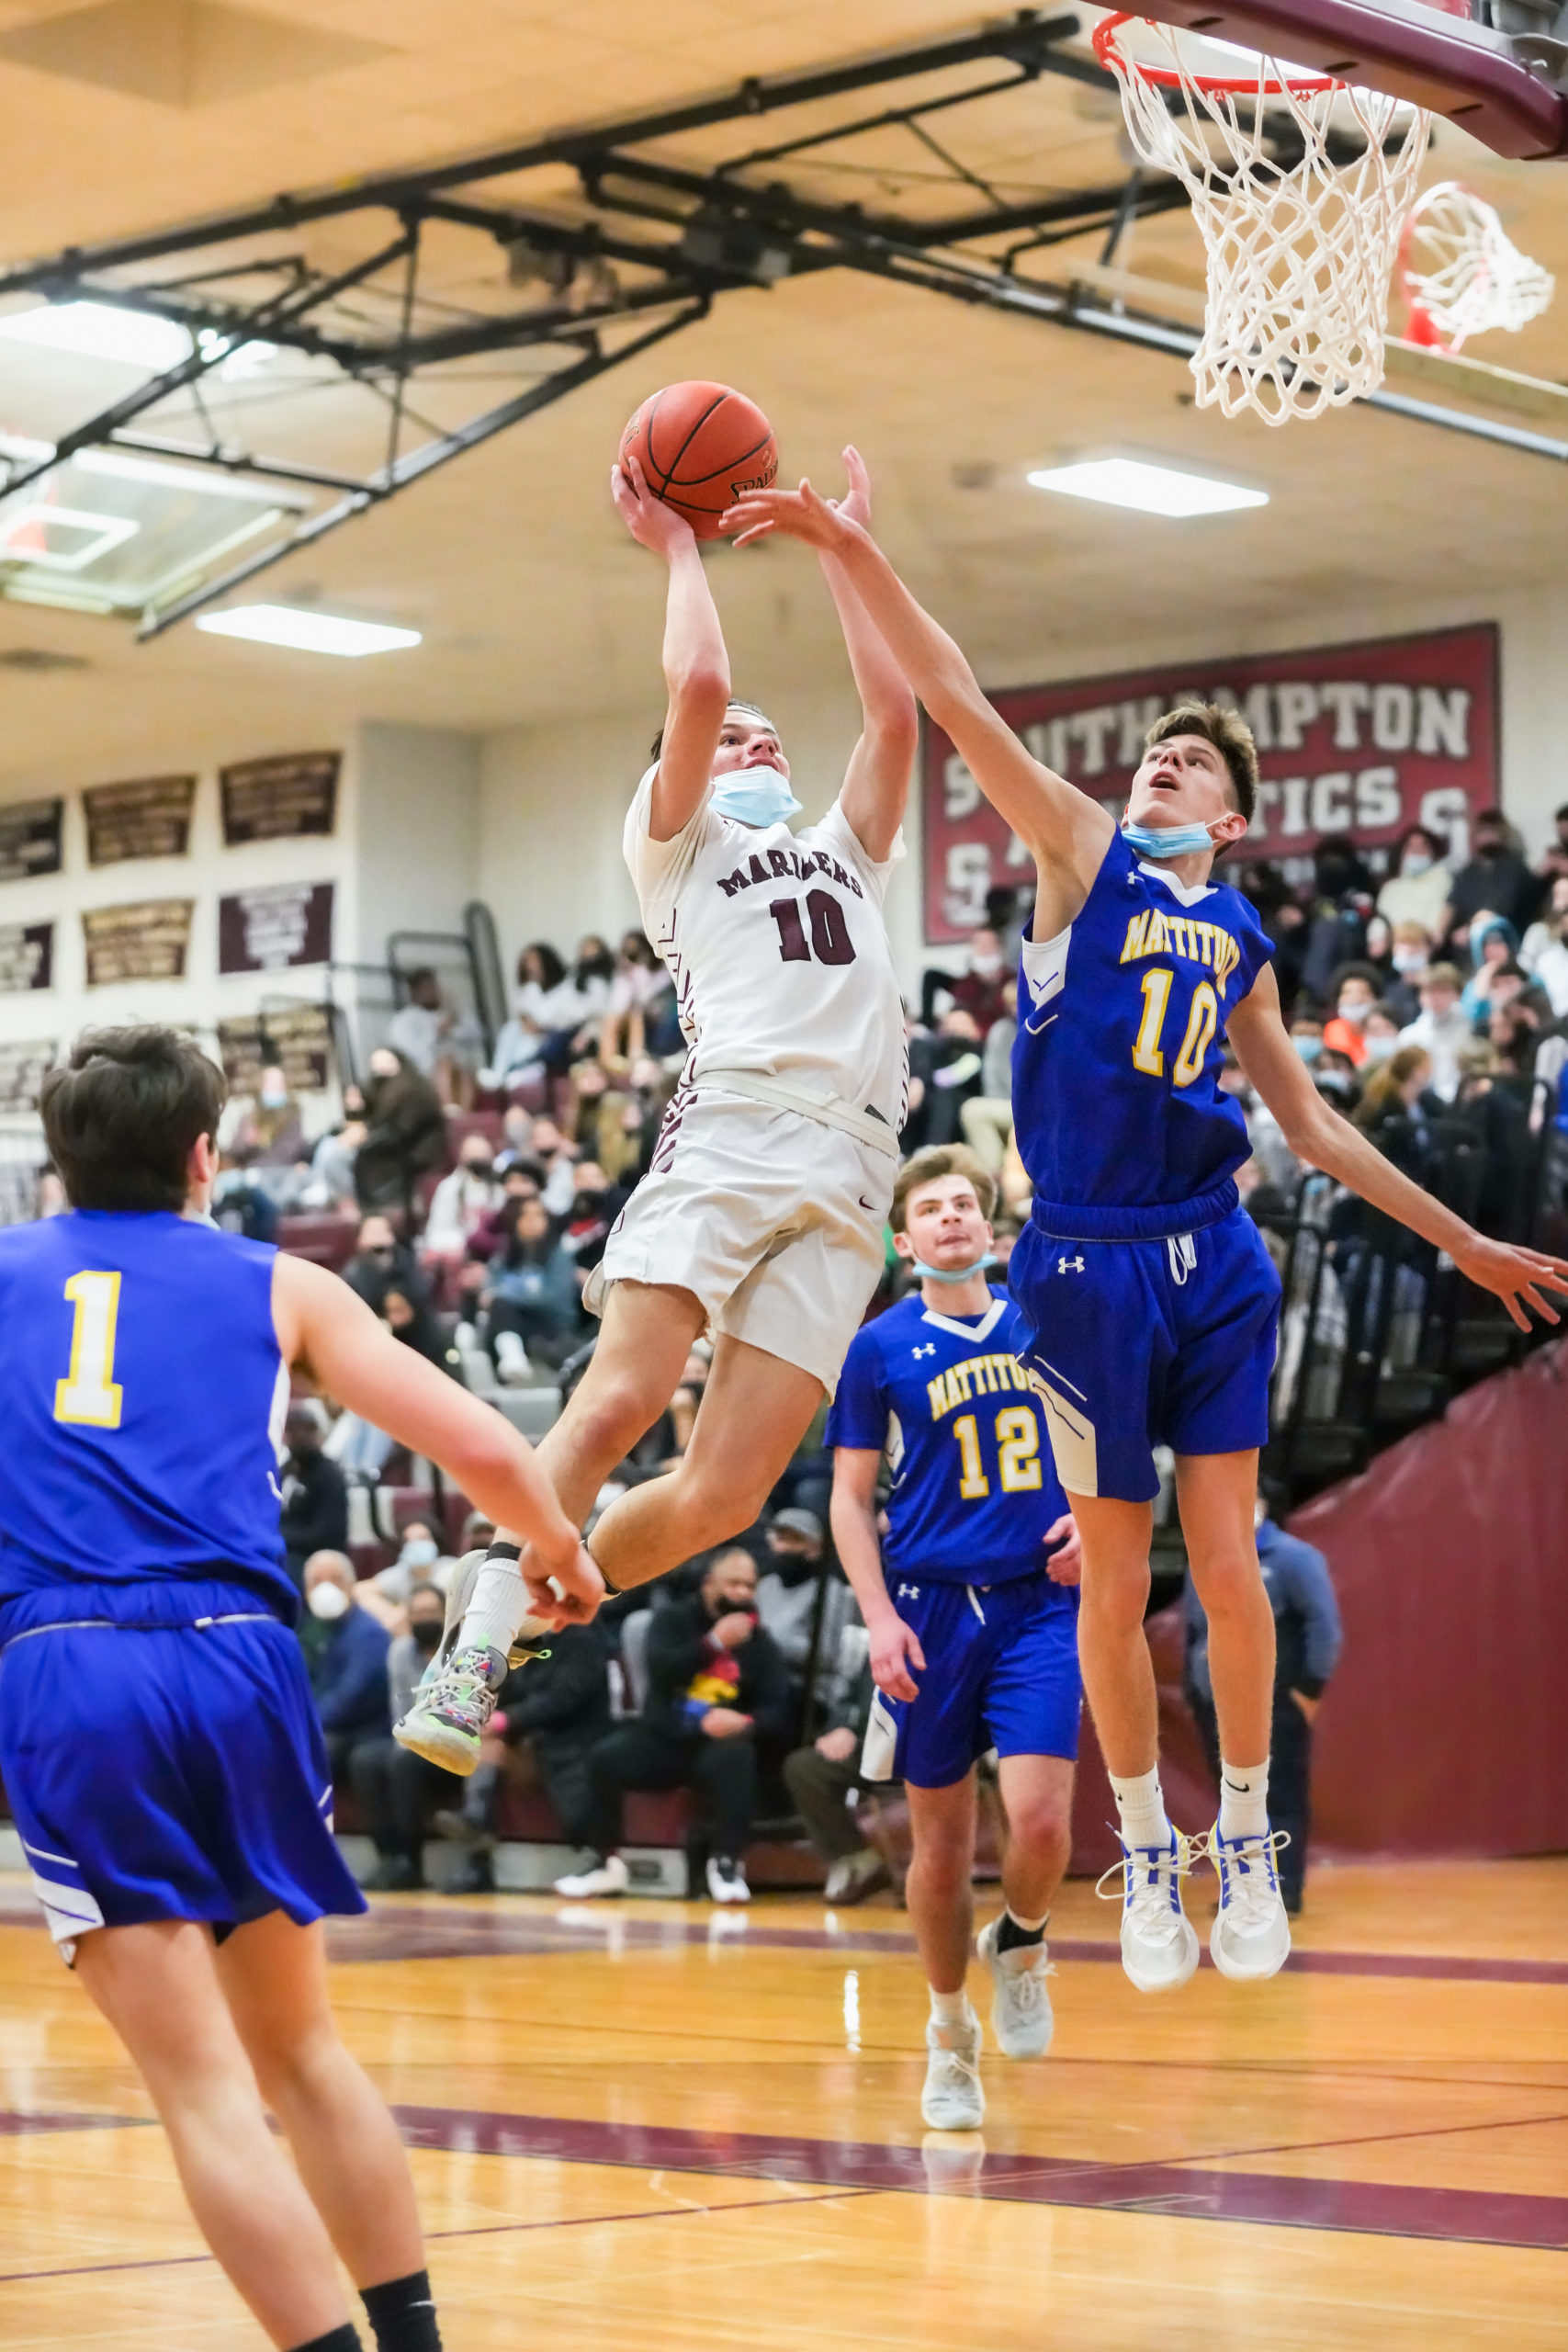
<box><xmin>446</xmin><ymin>1109</ymin><xmax>505</xmax><ymax>1153</ymax></box>
<box><xmin>277</xmin><ymin>1213</ymin><xmax>359</xmax><ymax>1272</ymax></box>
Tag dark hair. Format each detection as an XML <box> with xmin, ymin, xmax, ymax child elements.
<box><xmin>1144</xmin><ymin>702</ymin><xmax>1258</xmax><ymax>826</ymax></box>
<box><xmin>574</xmin><ymin>936</ymin><xmax>615</xmax><ymax>986</ymax></box>
<box><xmin>1393</xmin><ymin>821</ymin><xmax>1444</xmax><ymax>860</ymax></box>
<box><xmin>519</xmin><ymin>941</ymin><xmax>565</xmax><ymax>991</ymax></box>
<box><xmin>621</xmin><ymin>930</ymin><xmax>660</xmax><ymax>970</ymax></box>
<box><xmin>40</xmin><ymin>1026</ymin><xmax>226</xmax><ymax>1213</ymax></box>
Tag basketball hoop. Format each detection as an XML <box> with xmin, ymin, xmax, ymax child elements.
<box><xmin>1398</xmin><ymin>179</ymin><xmax>1555</xmax><ymax>352</ymax></box>
<box><xmin>1093</xmin><ymin>14</ymin><xmax>1431</xmax><ymax>424</ymax></box>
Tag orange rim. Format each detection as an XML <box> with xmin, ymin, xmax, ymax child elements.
<box><xmin>1092</xmin><ymin>11</ymin><xmax>1341</xmax><ymax>97</ymax></box>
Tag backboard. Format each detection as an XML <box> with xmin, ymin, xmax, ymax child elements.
<box><xmin>1127</xmin><ymin>1</ymin><xmax>1568</xmax><ymax>156</ymax></box>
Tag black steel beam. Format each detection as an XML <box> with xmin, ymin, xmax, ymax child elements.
<box><xmin>137</xmin><ymin>298</ymin><xmax>708</xmax><ymax>638</ymax></box>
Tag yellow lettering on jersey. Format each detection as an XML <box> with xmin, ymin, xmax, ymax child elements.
<box><xmin>54</xmin><ymin>1269</ymin><xmax>124</xmax><ymax>1429</ymax></box>
<box><xmin>927</xmin><ymin>1372</ymin><xmax>951</xmax><ymax>1419</ymax></box>
<box><xmin>1119</xmin><ymin>906</ymin><xmax>1244</xmax><ymax>998</ymax></box>
<box><xmin>1214</xmin><ymin>931</ymin><xmax>1240</xmax><ymax>995</ymax></box>
<box><xmin>929</xmin><ymin>1353</ymin><xmax>1038</xmax><ymax>1421</ymax></box>
<box><xmin>1121</xmin><ymin>911</ymin><xmax>1151</xmax><ymax>964</ymax></box>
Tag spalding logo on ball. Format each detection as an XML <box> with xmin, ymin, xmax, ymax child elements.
<box><xmin>619</xmin><ymin>381</ymin><xmax>778</xmax><ymax>540</ymax></box>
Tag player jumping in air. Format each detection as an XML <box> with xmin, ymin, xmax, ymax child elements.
<box><xmin>724</xmin><ymin>472</ymin><xmax>1568</xmax><ymax>1993</ymax></box>
<box><xmin>829</xmin><ymin>1147</ymin><xmax>1082</xmax><ymax>2131</ymax></box>
<box><xmin>398</xmin><ymin>449</ymin><xmax>917</xmax><ymax>1778</ymax></box>
<box><xmin>0</xmin><ymin>1028</ymin><xmax>599</xmax><ymax>2352</ymax></box>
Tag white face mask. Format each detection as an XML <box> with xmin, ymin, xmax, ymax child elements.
<box><xmin>1337</xmin><ymin>998</ymin><xmax>1371</xmax><ymax>1026</ymax></box>
<box><xmin>1392</xmin><ymin>948</ymin><xmax>1427</xmax><ymax>976</ymax></box>
<box><xmin>308</xmin><ymin>1582</ymin><xmax>350</xmax><ymax>1622</ymax></box>
<box><xmin>970</xmin><ymin>953</ymin><xmax>1004</xmax><ymax>980</ymax></box>
<box><xmin>1362</xmin><ymin>1034</ymin><xmax>1398</xmax><ymax>1064</ymax></box>
<box><xmin>1401</xmin><ymin>852</ymin><xmax>1433</xmax><ymax>878</ymax></box>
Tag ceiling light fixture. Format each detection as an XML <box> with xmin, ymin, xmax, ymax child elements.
<box><xmin>1026</xmin><ymin>458</ymin><xmax>1269</xmax><ymax>518</ymax></box>
<box><xmin>195</xmin><ymin>604</ymin><xmax>422</xmax><ymax>657</ymax></box>
<box><xmin>0</xmin><ymin>300</ymin><xmax>193</xmax><ymax>371</ymax></box>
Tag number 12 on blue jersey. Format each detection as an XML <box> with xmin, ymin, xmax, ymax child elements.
<box><xmin>953</xmin><ymin>1405</ymin><xmax>1042</xmax><ymax>1499</ymax></box>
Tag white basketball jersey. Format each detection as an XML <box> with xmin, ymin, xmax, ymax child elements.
<box><xmin>624</xmin><ymin>765</ymin><xmax>908</xmax><ymax>1138</ymax></box>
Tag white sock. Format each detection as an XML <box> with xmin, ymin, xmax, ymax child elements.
<box><xmin>1109</xmin><ymin>1767</ymin><xmax>1171</xmax><ymax>1852</ymax></box>
<box><xmin>1219</xmin><ymin>1758</ymin><xmax>1270</xmax><ymax>1842</ymax></box>
<box><xmin>459</xmin><ymin>1558</ymin><xmax>536</xmax><ymax>1657</ymax></box>
<box><xmin>930</xmin><ymin>1987</ymin><xmax>971</xmax><ymax>2034</ymax></box>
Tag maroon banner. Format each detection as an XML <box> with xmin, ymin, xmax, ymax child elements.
<box><xmin>921</xmin><ymin>625</ymin><xmax>1501</xmax><ymax>944</ymax></box>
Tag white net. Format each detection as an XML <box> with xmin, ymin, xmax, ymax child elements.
<box><xmin>1399</xmin><ymin>180</ymin><xmax>1556</xmax><ymax>349</ymax></box>
<box><xmin>1095</xmin><ymin>14</ymin><xmax>1431</xmax><ymax>424</ymax></box>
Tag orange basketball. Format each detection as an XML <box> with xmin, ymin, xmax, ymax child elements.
<box><xmin>618</xmin><ymin>380</ymin><xmax>778</xmax><ymax>540</ymax></box>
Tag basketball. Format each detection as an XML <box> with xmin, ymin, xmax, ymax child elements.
<box><xmin>618</xmin><ymin>379</ymin><xmax>778</xmax><ymax>539</ymax></box>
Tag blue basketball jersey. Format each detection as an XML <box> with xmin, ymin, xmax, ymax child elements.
<box><xmin>0</xmin><ymin>1210</ymin><xmax>296</xmax><ymax>1634</ymax></box>
<box><xmin>825</xmin><ymin>1288</ymin><xmax>1072</xmax><ymax>1587</ymax></box>
<box><xmin>1012</xmin><ymin>830</ymin><xmax>1275</xmax><ymax>1242</ymax></box>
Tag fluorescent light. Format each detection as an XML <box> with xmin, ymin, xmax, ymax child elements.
<box><xmin>1027</xmin><ymin>458</ymin><xmax>1269</xmax><ymax>518</ymax></box>
<box><xmin>196</xmin><ymin>604</ymin><xmax>422</xmax><ymax>658</ymax></box>
<box><xmin>0</xmin><ymin>300</ymin><xmax>192</xmax><ymax>371</ymax></box>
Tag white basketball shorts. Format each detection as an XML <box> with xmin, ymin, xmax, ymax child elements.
<box><xmin>585</xmin><ymin>1086</ymin><xmax>893</xmax><ymax>1396</ymax></box>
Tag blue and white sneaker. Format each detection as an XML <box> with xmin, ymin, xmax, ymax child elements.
<box><xmin>1099</xmin><ymin>1828</ymin><xmax>1200</xmax><ymax>1994</ymax></box>
<box><xmin>1208</xmin><ymin>1825</ymin><xmax>1292</xmax><ymax>1983</ymax></box>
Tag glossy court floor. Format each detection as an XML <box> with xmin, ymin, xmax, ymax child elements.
<box><xmin>0</xmin><ymin>1857</ymin><xmax>1563</xmax><ymax>2350</ymax></box>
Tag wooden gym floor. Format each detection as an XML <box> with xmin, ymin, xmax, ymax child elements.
<box><xmin>0</xmin><ymin>1856</ymin><xmax>1563</xmax><ymax>2350</ymax></box>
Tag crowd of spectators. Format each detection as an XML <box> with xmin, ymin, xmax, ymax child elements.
<box><xmin>192</xmin><ymin>806</ymin><xmax>1568</xmax><ymax>1898</ymax></box>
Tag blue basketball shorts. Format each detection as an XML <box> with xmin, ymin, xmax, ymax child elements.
<box><xmin>0</xmin><ymin>1612</ymin><xmax>366</xmax><ymax>1962</ymax></box>
<box><xmin>1010</xmin><ymin>1205</ymin><xmax>1282</xmax><ymax>1505</ymax></box>
<box><xmin>860</xmin><ymin>1572</ymin><xmax>1082</xmax><ymax>1792</ymax></box>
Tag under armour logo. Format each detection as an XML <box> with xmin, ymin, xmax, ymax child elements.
<box><xmin>912</xmin><ymin>1343</ymin><xmax>937</xmax><ymax>1359</ymax></box>
<box><xmin>897</xmin><ymin>1583</ymin><xmax>920</xmax><ymax>1600</ymax></box>
<box><xmin>1058</xmin><ymin>1255</ymin><xmax>1085</xmax><ymax>1274</ymax></box>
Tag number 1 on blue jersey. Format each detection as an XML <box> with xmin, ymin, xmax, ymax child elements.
<box><xmin>54</xmin><ymin>1270</ymin><xmax>124</xmax><ymax>1430</ymax></box>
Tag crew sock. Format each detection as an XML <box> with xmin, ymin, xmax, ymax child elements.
<box><xmin>1109</xmin><ymin>1766</ymin><xmax>1171</xmax><ymax>1852</ymax></box>
<box><xmin>1218</xmin><ymin>1758</ymin><xmax>1270</xmax><ymax>1843</ymax></box>
<box><xmin>361</xmin><ymin>2268</ymin><xmax>443</xmax><ymax>2352</ymax></box>
<box><xmin>995</xmin><ymin>1908</ymin><xmax>1047</xmax><ymax>1954</ymax></box>
<box><xmin>929</xmin><ymin>1987</ymin><xmax>972</xmax><ymax>2035</ymax></box>
<box><xmin>290</xmin><ymin>2327</ymin><xmax>363</xmax><ymax>2352</ymax></box>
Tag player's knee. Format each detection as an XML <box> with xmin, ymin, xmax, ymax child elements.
<box><xmin>1006</xmin><ymin>1794</ymin><xmax>1073</xmax><ymax>1866</ymax></box>
<box><xmin>573</xmin><ymin>1371</ymin><xmax>661</xmax><ymax>1460</ymax></box>
<box><xmin>1190</xmin><ymin>1551</ymin><xmax>1264</xmax><ymax>1622</ymax></box>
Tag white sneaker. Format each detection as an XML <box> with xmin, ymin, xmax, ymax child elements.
<box><xmin>1208</xmin><ymin>1824</ymin><xmax>1292</xmax><ymax>1983</ymax></box>
<box><xmin>823</xmin><ymin>1849</ymin><xmax>888</xmax><ymax>1905</ymax></box>
<box><xmin>1099</xmin><ymin>1828</ymin><xmax>1201</xmax><ymax>1995</ymax></box>
<box><xmin>493</xmin><ymin>1329</ymin><xmax>532</xmax><ymax>1386</ymax></box>
<box><xmin>920</xmin><ymin>2009</ymin><xmax>985</xmax><ymax>2132</ymax></box>
<box><xmin>554</xmin><ymin>1853</ymin><xmax>629</xmax><ymax>1900</ymax></box>
<box><xmin>976</xmin><ymin>1917</ymin><xmax>1055</xmax><ymax>2059</ymax></box>
<box><xmin>705</xmin><ymin>1855</ymin><xmax>750</xmax><ymax>1905</ymax></box>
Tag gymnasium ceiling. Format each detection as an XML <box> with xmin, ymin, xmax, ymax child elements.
<box><xmin>0</xmin><ymin>0</ymin><xmax>1566</xmax><ymax>790</ymax></box>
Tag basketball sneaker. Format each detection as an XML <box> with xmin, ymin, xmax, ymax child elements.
<box><xmin>921</xmin><ymin>2008</ymin><xmax>985</xmax><ymax>2132</ymax></box>
<box><xmin>705</xmin><ymin>1855</ymin><xmax>750</xmax><ymax>1905</ymax></box>
<box><xmin>1208</xmin><ymin>1825</ymin><xmax>1292</xmax><ymax>1983</ymax></box>
<box><xmin>1099</xmin><ymin>1828</ymin><xmax>1201</xmax><ymax>1994</ymax></box>
<box><xmin>975</xmin><ymin>1917</ymin><xmax>1054</xmax><ymax>2059</ymax></box>
<box><xmin>393</xmin><ymin>1644</ymin><xmax>507</xmax><ymax>1773</ymax></box>
<box><xmin>555</xmin><ymin>1854</ymin><xmax>630</xmax><ymax>1900</ymax></box>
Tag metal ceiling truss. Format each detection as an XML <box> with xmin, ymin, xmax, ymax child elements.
<box><xmin>2</xmin><ymin>6</ymin><xmax>1564</xmax><ymax>639</ymax></box>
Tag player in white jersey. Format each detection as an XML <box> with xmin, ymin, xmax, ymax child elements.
<box><xmin>399</xmin><ymin>449</ymin><xmax>915</xmax><ymax>1774</ymax></box>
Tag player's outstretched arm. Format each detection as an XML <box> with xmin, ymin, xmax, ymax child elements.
<box><xmin>816</xmin><ymin>447</ymin><xmax>919</xmax><ymax>864</ymax></box>
<box><xmin>726</xmin><ymin>480</ymin><xmax>1112</xmax><ymax>915</ymax></box>
<box><xmin>1229</xmin><ymin>965</ymin><xmax>1568</xmax><ymax>1332</ymax></box>
<box><xmin>830</xmin><ymin>1448</ymin><xmax>925</xmax><ymax>1703</ymax></box>
<box><xmin>272</xmin><ymin>1255</ymin><xmax>602</xmax><ymax>1620</ymax></box>
<box><xmin>611</xmin><ymin>454</ymin><xmax>729</xmax><ymax>844</ymax></box>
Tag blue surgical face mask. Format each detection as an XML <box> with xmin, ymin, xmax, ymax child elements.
<box><xmin>910</xmin><ymin>1250</ymin><xmax>998</xmax><ymax>1286</ymax></box>
<box><xmin>400</xmin><ymin>1537</ymin><xmax>438</xmax><ymax>1571</ymax></box>
<box><xmin>1293</xmin><ymin>1035</ymin><xmax>1324</xmax><ymax>1065</ymax></box>
<box><xmin>1122</xmin><ymin>820</ymin><xmax>1220</xmax><ymax>861</ymax></box>
<box><xmin>711</xmin><ymin>771</ymin><xmax>802</xmax><ymax>828</ymax></box>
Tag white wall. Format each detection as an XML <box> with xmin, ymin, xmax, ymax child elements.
<box><xmin>355</xmin><ymin>722</ymin><xmax>479</xmax><ymax>960</ymax></box>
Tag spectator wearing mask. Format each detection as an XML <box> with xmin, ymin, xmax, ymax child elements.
<box><xmin>1397</xmin><ymin>964</ymin><xmax>1471</xmax><ymax>1102</ymax></box>
<box><xmin>220</xmin><ymin>1063</ymin><xmax>306</xmax><ymax>1168</ymax></box>
<box><xmin>1321</xmin><ymin>965</ymin><xmax>1383</xmax><ymax>1068</ymax></box>
<box><xmin>342</xmin><ymin>1212</ymin><xmax>425</xmax><ymax>1311</ymax></box>
<box><xmin>279</xmin><ymin>1404</ymin><xmax>348</xmax><ymax>1584</ymax></box>
<box><xmin>494</xmin><ymin>942</ymin><xmax>595</xmax><ymax>1085</ymax></box>
<box><xmin>353</xmin><ymin>1046</ymin><xmax>447</xmax><ymax>1215</ymax></box>
<box><xmin>434</xmin><ymin>1621</ymin><xmax>614</xmax><ymax>1891</ymax></box>
<box><xmin>1376</xmin><ymin>824</ymin><xmax>1452</xmax><ymax>939</ymax></box>
<box><xmin>920</xmin><ymin>925</ymin><xmax>1012</xmax><ymax>1038</ymax></box>
<box><xmin>1520</xmin><ymin>874</ymin><xmax>1568</xmax><ymax>976</ymax></box>
<box><xmin>483</xmin><ymin>1195</ymin><xmax>581</xmax><ymax>1381</ymax></box>
<box><xmin>351</xmin><ymin>1583</ymin><xmax>459</xmax><ymax>1891</ymax></box>
<box><xmin>1360</xmin><ymin>1003</ymin><xmax>1404</xmax><ymax>1066</ymax></box>
<box><xmin>306</xmin><ymin>1080</ymin><xmax>367</xmax><ymax>1209</ymax></box>
<box><xmin>361</xmin><ymin>1519</ymin><xmax>453</xmax><ymax>1628</ymax></box>
<box><xmin>1533</xmin><ymin>801</ymin><xmax>1568</xmax><ymax>896</ymax></box>
<box><xmin>783</xmin><ymin>1649</ymin><xmax>890</xmax><ymax>1905</ymax></box>
<box><xmin>1297</xmin><ymin>835</ymin><xmax>1373</xmax><ymax>1005</ymax></box>
<box><xmin>756</xmin><ymin>1507</ymin><xmax>849</xmax><ymax>1690</ymax></box>
<box><xmin>1384</xmin><ymin>922</ymin><xmax>1435</xmax><ymax>1026</ymax></box>
<box><xmin>601</xmin><ymin>929</ymin><xmax>676</xmax><ymax>1067</ymax></box>
<box><xmin>387</xmin><ymin>967</ymin><xmax>452</xmax><ymax>1081</ymax></box>
<box><xmin>1182</xmin><ymin>1499</ymin><xmax>1342</xmax><ymax>1915</ymax></box>
<box><xmin>469</xmin><ymin>1163</ymin><xmax>543</xmax><ymax>1261</ymax></box>
<box><xmin>382</xmin><ymin>1283</ymin><xmax>452</xmax><ymax>1372</ymax></box>
<box><xmin>555</xmin><ymin>1548</ymin><xmax>792</xmax><ymax>1906</ymax></box>
<box><xmin>1448</xmin><ymin>807</ymin><xmax>1539</xmax><ymax>943</ymax></box>
<box><xmin>211</xmin><ymin>1146</ymin><xmax>279</xmax><ymax>1243</ymax></box>
<box><xmin>423</xmin><ymin>1134</ymin><xmax>504</xmax><ymax>1268</ymax></box>
<box><xmin>561</xmin><ymin>1160</ymin><xmax>626</xmax><ymax>1280</ymax></box>
<box><xmin>302</xmin><ymin>1549</ymin><xmax>390</xmax><ymax>1786</ymax></box>
<box><xmin>1460</xmin><ymin>917</ymin><xmax>1523</xmax><ymax>1026</ymax></box>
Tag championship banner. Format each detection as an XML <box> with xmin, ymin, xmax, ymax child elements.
<box><xmin>82</xmin><ymin>899</ymin><xmax>194</xmax><ymax>986</ymax></box>
<box><xmin>0</xmin><ymin>797</ymin><xmax>63</xmax><ymax>883</ymax></box>
<box><xmin>0</xmin><ymin>1038</ymin><xmax>57</xmax><ymax>1111</ymax></box>
<box><xmin>218</xmin><ymin>880</ymin><xmax>333</xmax><ymax>974</ymax></box>
<box><xmin>0</xmin><ymin>920</ymin><xmax>52</xmax><ymax>992</ymax></box>
<box><xmin>217</xmin><ymin>1005</ymin><xmax>333</xmax><ymax>1096</ymax></box>
<box><xmin>220</xmin><ymin>751</ymin><xmax>340</xmax><ymax>844</ymax></box>
<box><xmin>83</xmin><ymin>774</ymin><xmax>197</xmax><ymax>866</ymax></box>
<box><xmin>920</xmin><ymin>625</ymin><xmax>1501</xmax><ymax>944</ymax></box>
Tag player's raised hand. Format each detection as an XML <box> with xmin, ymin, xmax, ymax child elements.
<box><xmin>723</xmin><ymin>476</ymin><xmax>861</xmax><ymax>555</ymax></box>
<box><xmin>868</xmin><ymin>1608</ymin><xmax>925</xmax><ymax>1703</ymax></box>
<box><xmin>1043</xmin><ymin>1512</ymin><xmax>1082</xmax><ymax>1587</ymax></box>
<box><xmin>610</xmin><ymin>453</ymin><xmax>697</xmax><ymax>560</ymax></box>
<box><xmin>1450</xmin><ymin>1234</ymin><xmax>1568</xmax><ymax>1332</ymax></box>
<box><xmin>826</xmin><ymin>444</ymin><xmax>873</xmax><ymax>533</ymax></box>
